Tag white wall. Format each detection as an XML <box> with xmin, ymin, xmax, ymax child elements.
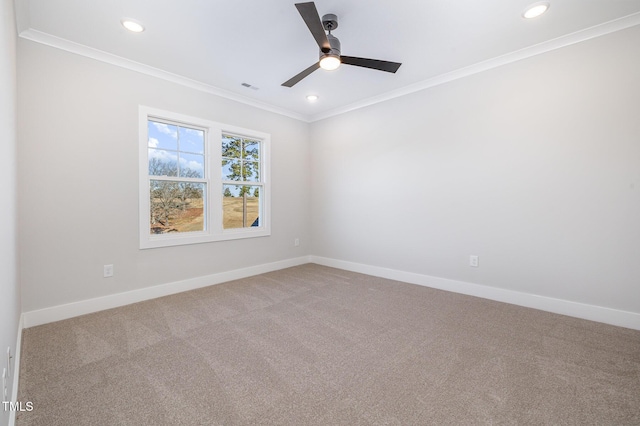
<box><xmin>15</xmin><ymin>19</ymin><xmax>640</xmax><ymax>325</ymax></box>
<box><xmin>17</xmin><ymin>40</ymin><xmax>310</xmax><ymax>313</ymax></box>
<box><xmin>0</xmin><ymin>0</ymin><xmax>20</xmax><ymax>423</ymax></box>
<box><xmin>310</xmin><ymin>26</ymin><xmax>640</xmax><ymax>315</ymax></box>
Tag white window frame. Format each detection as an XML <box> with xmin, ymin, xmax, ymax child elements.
<box><xmin>139</xmin><ymin>106</ymin><xmax>271</xmax><ymax>249</ymax></box>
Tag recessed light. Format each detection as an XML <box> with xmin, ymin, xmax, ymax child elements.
<box><xmin>306</xmin><ymin>95</ymin><xmax>319</xmax><ymax>102</ymax></box>
<box><xmin>121</xmin><ymin>18</ymin><xmax>145</xmax><ymax>33</ymax></box>
<box><xmin>522</xmin><ymin>2</ymin><xmax>550</xmax><ymax>19</ymax></box>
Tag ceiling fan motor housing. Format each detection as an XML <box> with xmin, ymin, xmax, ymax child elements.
<box><xmin>320</xmin><ymin>33</ymin><xmax>341</xmax><ymax>59</ymax></box>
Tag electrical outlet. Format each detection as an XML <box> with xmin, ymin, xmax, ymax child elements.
<box><xmin>470</xmin><ymin>255</ymin><xmax>479</xmax><ymax>267</ymax></box>
<box><xmin>103</xmin><ymin>264</ymin><xmax>114</xmax><ymax>278</ymax></box>
<box><xmin>294</xmin><ymin>238</ymin><xmax>300</xmax><ymax>247</ymax></box>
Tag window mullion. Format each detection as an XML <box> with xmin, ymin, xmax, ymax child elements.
<box><xmin>151</xmin><ymin>175</ymin><xmax>207</xmax><ymax>184</ymax></box>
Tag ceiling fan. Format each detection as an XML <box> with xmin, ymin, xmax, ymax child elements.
<box><xmin>282</xmin><ymin>2</ymin><xmax>402</xmax><ymax>87</ymax></box>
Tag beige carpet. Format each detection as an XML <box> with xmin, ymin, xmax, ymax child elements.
<box><xmin>17</xmin><ymin>264</ymin><xmax>640</xmax><ymax>425</ymax></box>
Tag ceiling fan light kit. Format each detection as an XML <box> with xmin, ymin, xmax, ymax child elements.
<box><xmin>319</xmin><ymin>30</ymin><xmax>341</xmax><ymax>70</ymax></box>
<box><xmin>319</xmin><ymin>55</ymin><xmax>341</xmax><ymax>71</ymax></box>
<box><xmin>282</xmin><ymin>2</ymin><xmax>402</xmax><ymax>87</ymax></box>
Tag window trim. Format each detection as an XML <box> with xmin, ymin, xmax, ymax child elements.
<box><xmin>139</xmin><ymin>106</ymin><xmax>271</xmax><ymax>249</ymax></box>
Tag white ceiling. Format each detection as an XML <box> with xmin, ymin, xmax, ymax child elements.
<box><xmin>16</xmin><ymin>0</ymin><xmax>640</xmax><ymax>121</ymax></box>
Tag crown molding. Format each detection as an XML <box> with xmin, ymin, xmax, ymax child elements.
<box><xmin>17</xmin><ymin>11</ymin><xmax>640</xmax><ymax>124</ymax></box>
<box><xmin>18</xmin><ymin>29</ymin><xmax>310</xmax><ymax>122</ymax></box>
<box><xmin>309</xmin><ymin>12</ymin><xmax>640</xmax><ymax>122</ymax></box>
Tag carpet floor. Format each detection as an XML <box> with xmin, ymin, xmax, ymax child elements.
<box><xmin>17</xmin><ymin>264</ymin><xmax>640</xmax><ymax>425</ymax></box>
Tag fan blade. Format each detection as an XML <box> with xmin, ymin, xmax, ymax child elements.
<box><xmin>340</xmin><ymin>56</ymin><xmax>402</xmax><ymax>73</ymax></box>
<box><xmin>295</xmin><ymin>2</ymin><xmax>331</xmax><ymax>53</ymax></box>
<box><xmin>282</xmin><ymin>62</ymin><xmax>320</xmax><ymax>87</ymax></box>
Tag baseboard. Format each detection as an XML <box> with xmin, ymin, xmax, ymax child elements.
<box><xmin>23</xmin><ymin>256</ymin><xmax>312</xmax><ymax>328</ymax></box>
<box><xmin>8</xmin><ymin>313</ymin><xmax>23</xmax><ymax>426</ymax></box>
<box><xmin>21</xmin><ymin>254</ymin><xmax>640</xmax><ymax>330</ymax></box>
<box><xmin>310</xmin><ymin>256</ymin><xmax>640</xmax><ymax>331</ymax></box>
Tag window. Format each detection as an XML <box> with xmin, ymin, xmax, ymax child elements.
<box><xmin>139</xmin><ymin>107</ymin><xmax>270</xmax><ymax>248</ymax></box>
<box><xmin>222</xmin><ymin>135</ymin><xmax>262</xmax><ymax>229</ymax></box>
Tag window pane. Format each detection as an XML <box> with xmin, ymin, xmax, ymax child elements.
<box><xmin>148</xmin><ymin>120</ymin><xmax>178</xmax><ymax>150</ymax></box>
<box><xmin>179</xmin><ymin>153</ymin><xmax>204</xmax><ymax>178</ymax></box>
<box><xmin>179</xmin><ymin>127</ymin><xmax>204</xmax><ymax>154</ymax></box>
<box><xmin>150</xmin><ymin>180</ymin><xmax>205</xmax><ymax>234</ymax></box>
<box><xmin>242</xmin><ymin>161</ymin><xmax>260</xmax><ymax>181</ymax></box>
<box><xmin>222</xmin><ymin>135</ymin><xmax>241</xmax><ymax>158</ymax></box>
<box><xmin>222</xmin><ymin>159</ymin><xmax>241</xmax><ymax>181</ymax></box>
<box><xmin>243</xmin><ymin>140</ymin><xmax>260</xmax><ymax>161</ymax></box>
<box><xmin>223</xmin><ymin>185</ymin><xmax>261</xmax><ymax>229</ymax></box>
<box><xmin>148</xmin><ymin>149</ymin><xmax>178</xmax><ymax>176</ymax></box>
